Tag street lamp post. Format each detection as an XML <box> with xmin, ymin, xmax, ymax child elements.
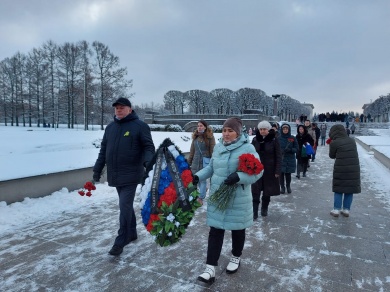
<box><xmin>272</xmin><ymin>94</ymin><xmax>281</xmax><ymax>116</ymax></box>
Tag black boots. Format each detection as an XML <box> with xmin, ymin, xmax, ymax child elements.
<box><xmin>261</xmin><ymin>208</ymin><xmax>268</xmax><ymax>217</ymax></box>
<box><xmin>303</xmin><ymin>172</ymin><xmax>307</xmax><ymax>177</ymax></box>
<box><xmin>253</xmin><ymin>203</ymin><xmax>259</xmax><ymax>220</ymax></box>
<box><xmin>286</xmin><ymin>185</ymin><xmax>292</xmax><ymax>193</ymax></box>
<box><xmin>280</xmin><ymin>186</ymin><xmax>285</xmax><ymax>194</ymax></box>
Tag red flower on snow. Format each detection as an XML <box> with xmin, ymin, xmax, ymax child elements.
<box><xmin>78</xmin><ymin>181</ymin><xmax>96</xmax><ymax>197</ymax></box>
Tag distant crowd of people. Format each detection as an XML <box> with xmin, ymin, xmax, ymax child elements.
<box><xmin>315</xmin><ymin>112</ymin><xmax>373</xmax><ymax>123</ymax></box>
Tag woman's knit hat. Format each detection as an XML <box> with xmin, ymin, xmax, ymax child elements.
<box><xmin>223</xmin><ymin>117</ymin><xmax>243</xmax><ymax>134</ymax></box>
<box><xmin>257</xmin><ymin>120</ymin><xmax>272</xmax><ymax>130</ymax></box>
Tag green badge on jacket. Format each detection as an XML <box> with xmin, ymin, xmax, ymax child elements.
<box><xmin>124</xmin><ymin>131</ymin><xmax>130</xmax><ymax>137</ymax></box>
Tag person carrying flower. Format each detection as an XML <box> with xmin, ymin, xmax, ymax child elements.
<box><xmin>188</xmin><ymin>120</ymin><xmax>216</xmax><ymax>204</ymax></box>
<box><xmin>192</xmin><ymin>117</ymin><xmax>263</xmax><ymax>284</ymax></box>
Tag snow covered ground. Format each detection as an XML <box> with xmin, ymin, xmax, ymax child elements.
<box><xmin>0</xmin><ymin>125</ymin><xmax>224</xmax><ymax>181</ymax></box>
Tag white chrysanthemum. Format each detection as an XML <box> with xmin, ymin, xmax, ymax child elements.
<box><xmin>175</xmin><ymin>221</ymin><xmax>180</xmax><ymax>227</ymax></box>
<box><xmin>167</xmin><ymin>213</ymin><xmax>175</xmax><ymax>222</ymax></box>
<box><xmin>189</xmin><ymin>195</ymin><xmax>194</xmax><ymax>202</ymax></box>
<box><xmin>167</xmin><ymin>232</ymin><xmax>172</xmax><ymax>237</ymax></box>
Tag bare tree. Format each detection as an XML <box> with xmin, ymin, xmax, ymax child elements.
<box><xmin>78</xmin><ymin>41</ymin><xmax>93</xmax><ymax>130</ymax></box>
<box><xmin>185</xmin><ymin>89</ymin><xmax>210</xmax><ymax>114</ymax></box>
<box><xmin>92</xmin><ymin>41</ymin><xmax>132</xmax><ymax>130</ymax></box>
<box><xmin>57</xmin><ymin>42</ymin><xmax>83</xmax><ymax>128</ymax></box>
<box><xmin>163</xmin><ymin>90</ymin><xmax>188</xmax><ymax>114</ymax></box>
<box><xmin>43</xmin><ymin>40</ymin><xmax>59</xmax><ymax>128</ymax></box>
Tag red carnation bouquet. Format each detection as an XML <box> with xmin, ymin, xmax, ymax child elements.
<box><xmin>78</xmin><ymin>181</ymin><xmax>96</xmax><ymax>197</ymax></box>
<box><xmin>208</xmin><ymin>153</ymin><xmax>263</xmax><ymax>211</ymax></box>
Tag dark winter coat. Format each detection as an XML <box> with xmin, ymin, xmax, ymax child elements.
<box><xmin>305</xmin><ymin>122</ymin><xmax>317</xmax><ymax>142</ymax></box>
<box><xmin>313</xmin><ymin>126</ymin><xmax>321</xmax><ymax>145</ymax></box>
<box><xmin>279</xmin><ymin>124</ymin><xmax>298</xmax><ymax>174</ymax></box>
<box><xmin>320</xmin><ymin>125</ymin><xmax>327</xmax><ymax>138</ymax></box>
<box><xmin>251</xmin><ymin>129</ymin><xmax>282</xmax><ymax>196</ymax></box>
<box><xmin>296</xmin><ymin>125</ymin><xmax>314</xmax><ymax>163</ymax></box>
<box><xmin>93</xmin><ymin>111</ymin><xmax>155</xmax><ymax>187</ymax></box>
<box><xmin>188</xmin><ymin>127</ymin><xmax>216</xmax><ymax>173</ymax></box>
<box><xmin>329</xmin><ymin>124</ymin><xmax>361</xmax><ymax>194</ymax></box>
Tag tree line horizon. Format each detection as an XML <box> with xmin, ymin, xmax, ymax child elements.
<box><xmin>2</xmin><ymin>39</ymin><xmax>384</xmax><ymax>130</ymax></box>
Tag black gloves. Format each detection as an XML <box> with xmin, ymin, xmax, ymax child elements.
<box><xmin>93</xmin><ymin>173</ymin><xmax>100</xmax><ymax>183</ymax></box>
<box><xmin>224</xmin><ymin>173</ymin><xmax>240</xmax><ymax>185</ymax></box>
<box><xmin>192</xmin><ymin>175</ymin><xmax>199</xmax><ymax>186</ymax></box>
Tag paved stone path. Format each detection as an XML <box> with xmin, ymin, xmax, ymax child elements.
<box><xmin>1</xmin><ymin>144</ymin><xmax>389</xmax><ymax>291</ymax></box>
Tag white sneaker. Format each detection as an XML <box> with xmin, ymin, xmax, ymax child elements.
<box><xmin>330</xmin><ymin>209</ymin><xmax>340</xmax><ymax>217</ymax></box>
<box><xmin>340</xmin><ymin>209</ymin><xmax>350</xmax><ymax>217</ymax></box>
<box><xmin>197</xmin><ymin>264</ymin><xmax>215</xmax><ymax>284</ymax></box>
<box><xmin>226</xmin><ymin>256</ymin><xmax>240</xmax><ymax>274</ymax></box>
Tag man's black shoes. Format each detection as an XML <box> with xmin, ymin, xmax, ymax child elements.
<box><xmin>125</xmin><ymin>236</ymin><xmax>138</xmax><ymax>245</ymax></box>
<box><xmin>109</xmin><ymin>245</ymin><xmax>123</xmax><ymax>256</ymax></box>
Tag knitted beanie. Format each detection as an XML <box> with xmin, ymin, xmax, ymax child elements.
<box><xmin>257</xmin><ymin>120</ymin><xmax>272</xmax><ymax>130</ymax></box>
<box><xmin>223</xmin><ymin>117</ymin><xmax>243</xmax><ymax>135</ymax></box>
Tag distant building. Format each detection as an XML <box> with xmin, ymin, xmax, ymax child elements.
<box><xmin>302</xmin><ymin>103</ymin><xmax>314</xmax><ymax>120</ymax></box>
<box><xmin>362</xmin><ymin>103</ymin><xmax>371</xmax><ymax>115</ymax></box>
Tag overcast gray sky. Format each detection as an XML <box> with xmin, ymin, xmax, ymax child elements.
<box><xmin>1</xmin><ymin>0</ymin><xmax>389</xmax><ymax>114</ymax></box>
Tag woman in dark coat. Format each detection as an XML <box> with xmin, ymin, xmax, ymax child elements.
<box><xmin>251</xmin><ymin>120</ymin><xmax>282</xmax><ymax>218</ymax></box>
<box><xmin>328</xmin><ymin>124</ymin><xmax>361</xmax><ymax>217</ymax></box>
<box><xmin>295</xmin><ymin>125</ymin><xmax>314</xmax><ymax>178</ymax></box>
<box><xmin>279</xmin><ymin>124</ymin><xmax>298</xmax><ymax>194</ymax></box>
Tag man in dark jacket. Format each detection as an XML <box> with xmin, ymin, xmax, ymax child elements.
<box><xmin>328</xmin><ymin>124</ymin><xmax>361</xmax><ymax>217</ymax></box>
<box><xmin>93</xmin><ymin>97</ymin><xmax>155</xmax><ymax>256</ymax></box>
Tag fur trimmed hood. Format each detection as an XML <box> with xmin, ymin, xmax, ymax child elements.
<box><xmin>255</xmin><ymin>128</ymin><xmax>276</xmax><ymax>142</ymax></box>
